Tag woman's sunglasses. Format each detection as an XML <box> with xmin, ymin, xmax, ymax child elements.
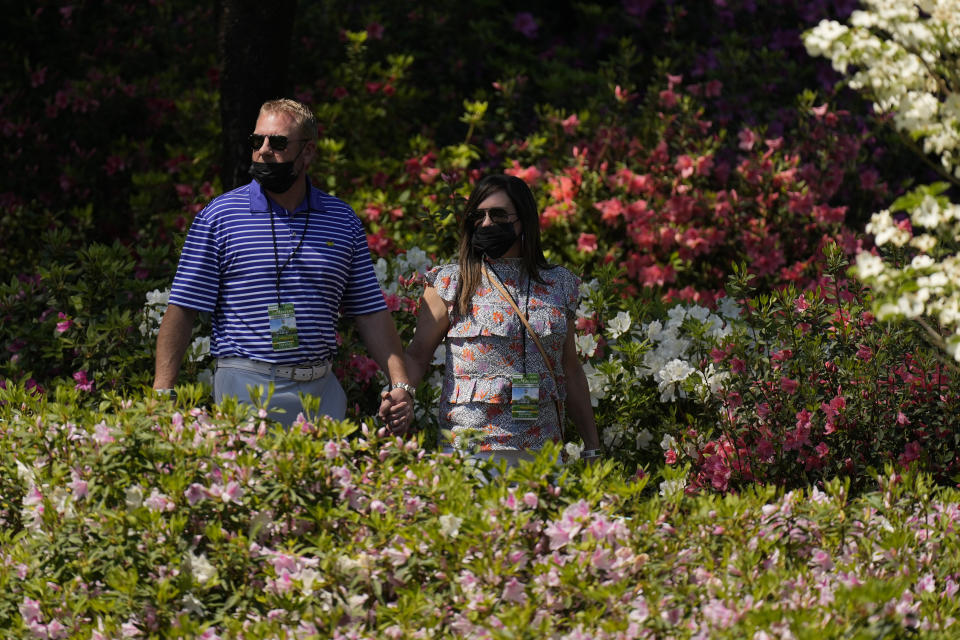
<box><xmin>467</xmin><ymin>207</ymin><xmax>518</xmax><ymax>225</ymax></box>
<box><xmin>248</xmin><ymin>133</ymin><xmax>310</xmax><ymax>151</ymax></box>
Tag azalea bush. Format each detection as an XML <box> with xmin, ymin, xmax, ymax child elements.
<box><xmin>804</xmin><ymin>0</ymin><xmax>960</xmax><ymax>360</ymax></box>
<box><xmin>3</xmin><ymin>387</ymin><xmax>960</xmax><ymax>638</ymax></box>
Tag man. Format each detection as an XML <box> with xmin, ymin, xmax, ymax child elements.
<box><xmin>153</xmin><ymin>98</ymin><xmax>413</xmax><ymax>429</ymax></box>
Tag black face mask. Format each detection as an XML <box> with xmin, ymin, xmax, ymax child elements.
<box><xmin>249</xmin><ymin>138</ymin><xmax>309</xmax><ymax>193</ymax></box>
<box><xmin>249</xmin><ymin>161</ymin><xmax>299</xmax><ymax>193</ymax></box>
<box><xmin>471</xmin><ymin>222</ymin><xmax>519</xmax><ymax>259</ymax></box>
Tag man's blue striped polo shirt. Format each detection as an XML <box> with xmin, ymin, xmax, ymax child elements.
<box><xmin>168</xmin><ymin>178</ymin><xmax>387</xmax><ymax>364</ymax></box>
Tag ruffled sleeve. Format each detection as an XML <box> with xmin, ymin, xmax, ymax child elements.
<box><xmin>424</xmin><ymin>263</ymin><xmax>459</xmax><ymax>305</ymax></box>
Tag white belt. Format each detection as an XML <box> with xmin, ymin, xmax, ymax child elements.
<box><xmin>216</xmin><ymin>357</ymin><xmax>332</xmax><ymax>382</ymax></box>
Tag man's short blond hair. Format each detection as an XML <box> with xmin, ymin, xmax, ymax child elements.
<box><xmin>259</xmin><ymin>99</ymin><xmax>317</xmax><ymax>140</ymax></box>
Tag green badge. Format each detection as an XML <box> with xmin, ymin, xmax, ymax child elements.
<box><xmin>511</xmin><ymin>373</ymin><xmax>540</xmax><ymax>421</ymax></box>
<box><xmin>268</xmin><ymin>302</ymin><xmax>299</xmax><ymax>351</ymax></box>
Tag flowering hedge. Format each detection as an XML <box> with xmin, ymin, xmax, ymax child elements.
<box><xmin>3</xmin><ymin>389</ymin><xmax>960</xmax><ymax>638</ymax></box>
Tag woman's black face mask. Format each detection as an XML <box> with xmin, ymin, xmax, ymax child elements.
<box><xmin>471</xmin><ymin>222</ymin><xmax>518</xmax><ymax>259</ymax></box>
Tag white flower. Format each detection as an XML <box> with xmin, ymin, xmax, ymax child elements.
<box><xmin>125</xmin><ymin>485</ymin><xmax>143</xmax><ymax>510</ymax></box>
<box><xmin>645</xmin><ymin>320</ymin><xmax>664</xmax><ymax>341</ymax></box>
<box><xmin>431</xmin><ymin>344</ymin><xmax>446</xmax><ymax>366</ymax></box>
<box><xmin>575</xmin><ymin>333</ymin><xmax>599</xmax><ymax>358</ymax></box>
<box><xmin>718</xmin><ymin>296</ymin><xmax>741</xmax><ymax>319</ymax></box>
<box><xmin>581</xmin><ymin>362</ymin><xmax>608</xmax><ymax>406</ymax></box>
<box><xmin>145</xmin><ymin>288</ymin><xmax>169</xmax><ymax>306</ymax></box>
<box><xmin>660</xmin><ymin>434</ymin><xmax>677</xmax><ymax>451</ymax></box>
<box><xmin>659</xmin><ymin>478</ymin><xmax>687</xmax><ymax>499</ymax></box>
<box><xmin>686</xmin><ymin>305</ymin><xmax>711</xmax><ymax>322</ymax></box>
<box><xmin>607</xmin><ymin>311</ymin><xmax>632</xmax><ymax>340</ymax></box>
<box><xmin>565</xmin><ymin>442</ymin><xmax>583</xmax><ymax>460</ymax></box>
<box><xmin>636</xmin><ymin>428</ymin><xmax>654</xmax><ymax>450</ymax></box>
<box><xmin>439</xmin><ymin>513</ymin><xmax>463</xmax><ymax>538</ymax></box>
<box><xmin>667</xmin><ymin>305</ymin><xmax>687</xmax><ymax>324</ymax></box>
<box><xmin>187</xmin><ymin>551</ymin><xmax>217</xmax><ymax>585</ymax></box>
<box><xmin>656</xmin><ymin>358</ymin><xmax>696</xmax><ymax>402</ymax></box>
<box><xmin>579</xmin><ymin>279</ymin><xmax>599</xmax><ymax>299</ymax></box>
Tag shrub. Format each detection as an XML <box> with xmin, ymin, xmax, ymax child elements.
<box><xmin>3</xmin><ymin>387</ymin><xmax>960</xmax><ymax>637</ymax></box>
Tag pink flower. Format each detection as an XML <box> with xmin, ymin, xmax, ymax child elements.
<box><xmin>501</xmin><ymin>577</ymin><xmax>527</xmax><ymax>604</ymax></box>
<box><xmin>145</xmin><ymin>489</ymin><xmax>174</xmax><ymax>512</ymax></box>
<box><xmin>504</xmin><ymin>161</ymin><xmax>542</xmax><ymax>185</ymax></box>
<box><xmin>577</xmin><ymin>233</ymin><xmax>598</xmax><ymax>253</ymax></box>
<box><xmin>347</xmin><ymin>354</ymin><xmax>380</xmax><ymax>383</ymax></box>
<box><xmin>46</xmin><ymin>619</ymin><xmax>68</xmax><ymax>639</ymax></box>
<box><xmin>738</xmin><ymin>128</ymin><xmax>757</xmax><ymax>151</ymax></box>
<box><xmin>780</xmin><ymin>377</ymin><xmax>799</xmax><ymax>394</ymax></box>
<box><xmin>522</xmin><ymin>492</ymin><xmax>538</xmax><ymax>508</ymax></box>
<box><xmin>19</xmin><ymin>597</ymin><xmax>42</xmax><ymax>623</ymax></box>
<box><xmin>594</xmin><ymin>198</ymin><xmax>624</xmax><ymax>226</ymax></box>
<box><xmin>730</xmin><ymin>358</ymin><xmax>746</xmax><ymax>375</ymax></box>
<box><xmin>93</xmin><ymin>421</ymin><xmax>115</xmax><ymax>445</ymax></box>
<box><xmin>366</xmin><ymin>21</ymin><xmax>384</xmax><ymax>40</ymax></box>
<box><xmin>69</xmin><ymin>472</ymin><xmax>89</xmax><ymax>499</ymax></box>
<box><xmin>221</xmin><ymin>481</ymin><xmax>243</xmax><ymax>504</ymax></box>
<box><xmin>856</xmin><ymin>344</ymin><xmax>873</xmax><ymax>361</ymax></box>
<box><xmin>324</xmin><ymin>440</ymin><xmax>342</xmax><ymax>459</ymax></box>
<box><xmin>561</xmin><ymin>114</ymin><xmax>580</xmax><ymax>135</ymax></box>
<box><xmin>811</xmin><ymin>549</ymin><xmax>834</xmax><ymax>570</ymax></box>
<box><xmin>899</xmin><ymin>441</ymin><xmax>922</xmax><ymax>466</ymax></box>
<box><xmin>184</xmin><ymin>483</ymin><xmax>207</xmax><ymax>506</ymax></box>
<box><xmin>55</xmin><ymin>312</ymin><xmax>74</xmax><ymax>333</ymax></box>
<box><xmin>674</xmin><ymin>154</ymin><xmax>694</xmax><ymax>178</ymax></box>
<box><xmin>658</xmin><ymin>89</ymin><xmax>678</xmax><ymax>109</ymax></box>
<box><xmin>794</xmin><ymin>294</ymin><xmax>809</xmax><ymax>313</ymax></box>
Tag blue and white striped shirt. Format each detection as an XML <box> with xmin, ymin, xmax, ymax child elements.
<box><xmin>169</xmin><ymin>179</ymin><xmax>386</xmax><ymax>364</ymax></box>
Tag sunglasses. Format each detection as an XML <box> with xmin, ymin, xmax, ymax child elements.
<box><xmin>467</xmin><ymin>207</ymin><xmax>518</xmax><ymax>225</ymax></box>
<box><xmin>248</xmin><ymin>133</ymin><xmax>310</xmax><ymax>151</ymax></box>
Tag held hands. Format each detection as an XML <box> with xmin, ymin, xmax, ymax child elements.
<box><xmin>378</xmin><ymin>385</ymin><xmax>415</xmax><ymax>435</ymax></box>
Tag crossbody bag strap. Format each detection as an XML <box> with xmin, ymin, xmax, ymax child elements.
<box><xmin>483</xmin><ymin>264</ymin><xmax>565</xmax><ymax>438</ymax></box>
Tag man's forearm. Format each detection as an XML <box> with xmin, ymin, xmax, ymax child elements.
<box><xmin>355</xmin><ymin>310</ymin><xmax>410</xmax><ymax>385</ymax></box>
<box><xmin>154</xmin><ymin>304</ymin><xmax>198</xmax><ymax>388</ymax></box>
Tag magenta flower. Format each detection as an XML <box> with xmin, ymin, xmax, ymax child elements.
<box><xmin>73</xmin><ymin>370</ymin><xmax>93</xmax><ymax>392</ymax></box>
<box><xmin>512</xmin><ymin>12</ymin><xmax>538</xmax><ymax>39</ymax></box>
<box><xmin>780</xmin><ymin>377</ymin><xmax>799</xmax><ymax>394</ymax></box>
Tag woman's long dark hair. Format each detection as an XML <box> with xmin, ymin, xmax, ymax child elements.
<box><xmin>454</xmin><ymin>174</ymin><xmax>551</xmax><ymax>317</ymax></box>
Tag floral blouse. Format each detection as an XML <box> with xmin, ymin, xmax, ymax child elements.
<box><xmin>425</xmin><ymin>258</ymin><xmax>581</xmax><ymax>451</ymax></box>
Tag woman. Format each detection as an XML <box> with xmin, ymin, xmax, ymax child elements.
<box><xmin>384</xmin><ymin>174</ymin><xmax>600</xmax><ymax>466</ymax></box>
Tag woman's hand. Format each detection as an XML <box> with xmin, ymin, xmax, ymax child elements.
<box><xmin>378</xmin><ymin>387</ymin><xmax>415</xmax><ymax>435</ymax></box>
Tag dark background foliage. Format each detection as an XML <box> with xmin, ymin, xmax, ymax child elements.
<box><xmin>0</xmin><ymin>0</ymin><xmax>929</xmax><ymax>393</ymax></box>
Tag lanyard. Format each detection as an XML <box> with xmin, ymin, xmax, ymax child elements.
<box><xmin>484</xmin><ymin>261</ymin><xmax>532</xmax><ymax>373</ymax></box>
<box><xmin>269</xmin><ymin>208</ymin><xmax>310</xmax><ymax>305</ymax></box>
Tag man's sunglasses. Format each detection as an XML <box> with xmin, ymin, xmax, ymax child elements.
<box><xmin>248</xmin><ymin>133</ymin><xmax>310</xmax><ymax>151</ymax></box>
<box><xmin>467</xmin><ymin>207</ymin><xmax>518</xmax><ymax>225</ymax></box>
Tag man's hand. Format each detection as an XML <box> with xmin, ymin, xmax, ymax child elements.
<box><xmin>378</xmin><ymin>387</ymin><xmax>415</xmax><ymax>435</ymax></box>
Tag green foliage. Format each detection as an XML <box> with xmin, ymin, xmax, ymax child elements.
<box><xmin>3</xmin><ymin>389</ymin><xmax>960</xmax><ymax>637</ymax></box>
